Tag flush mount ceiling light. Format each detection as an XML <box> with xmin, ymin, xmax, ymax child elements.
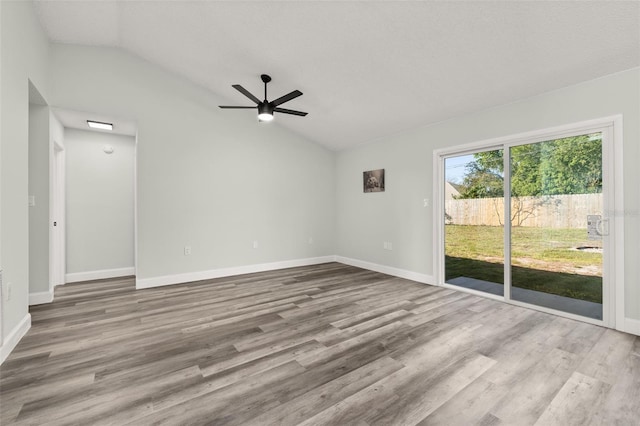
<box><xmin>87</xmin><ymin>120</ymin><xmax>113</xmax><ymax>131</ymax></box>
<box><xmin>219</xmin><ymin>74</ymin><xmax>308</xmax><ymax>122</ymax></box>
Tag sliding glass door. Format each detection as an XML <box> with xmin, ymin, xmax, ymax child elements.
<box><xmin>509</xmin><ymin>133</ymin><xmax>604</xmax><ymax>320</ymax></box>
<box><xmin>440</xmin><ymin>125</ymin><xmax>612</xmax><ymax>323</ymax></box>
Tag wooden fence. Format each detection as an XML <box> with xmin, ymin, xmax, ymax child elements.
<box><xmin>445</xmin><ymin>193</ymin><xmax>602</xmax><ymax>228</ymax></box>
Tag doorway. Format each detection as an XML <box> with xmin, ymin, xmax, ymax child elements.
<box><xmin>436</xmin><ymin>117</ymin><xmax>622</xmax><ymax>326</ymax></box>
<box><xmin>50</xmin><ymin>108</ymin><xmax>138</xmax><ymax>285</ymax></box>
<box><xmin>51</xmin><ymin>140</ymin><xmax>65</xmax><ymax>289</ymax></box>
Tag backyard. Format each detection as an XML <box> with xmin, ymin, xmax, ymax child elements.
<box><xmin>445</xmin><ymin>224</ymin><xmax>603</xmax><ymax>303</ymax></box>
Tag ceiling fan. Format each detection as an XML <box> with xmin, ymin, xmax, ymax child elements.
<box><xmin>219</xmin><ymin>74</ymin><xmax>308</xmax><ymax>122</ymax></box>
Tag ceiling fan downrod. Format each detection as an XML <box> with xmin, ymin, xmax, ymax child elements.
<box><xmin>261</xmin><ymin>74</ymin><xmax>271</xmax><ymax>101</ymax></box>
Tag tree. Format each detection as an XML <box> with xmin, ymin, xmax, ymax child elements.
<box><xmin>457</xmin><ymin>134</ymin><xmax>602</xmax><ymax>199</ymax></box>
<box><xmin>538</xmin><ymin>136</ymin><xmax>602</xmax><ymax>195</ymax></box>
<box><xmin>453</xmin><ymin>134</ymin><xmax>602</xmax><ymax>226</ymax></box>
<box><xmin>455</xmin><ymin>149</ymin><xmax>504</xmax><ymax>199</ymax></box>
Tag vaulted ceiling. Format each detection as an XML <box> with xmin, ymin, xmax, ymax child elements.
<box><xmin>34</xmin><ymin>1</ymin><xmax>640</xmax><ymax>150</ymax></box>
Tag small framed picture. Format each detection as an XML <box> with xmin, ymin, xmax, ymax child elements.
<box><xmin>363</xmin><ymin>169</ymin><xmax>385</xmax><ymax>193</ymax></box>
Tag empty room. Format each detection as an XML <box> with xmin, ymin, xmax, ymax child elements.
<box><xmin>1</xmin><ymin>1</ymin><xmax>639</xmax><ymax>424</ymax></box>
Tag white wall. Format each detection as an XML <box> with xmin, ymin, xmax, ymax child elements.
<box><xmin>65</xmin><ymin>129</ymin><xmax>135</xmax><ymax>276</ymax></box>
<box><xmin>50</xmin><ymin>44</ymin><xmax>336</xmax><ymax>285</ymax></box>
<box><xmin>0</xmin><ymin>1</ymin><xmax>51</xmax><ymax>355</ymax></box>
<box><xmin>28</xmin><ymin>103</ymin><xmax>50</xmax><ymax>295</ymax></box>
<box><xmin>335</xmin><ymin>68</ymin><xmax>640</xmax><ymax>323</ymax></box>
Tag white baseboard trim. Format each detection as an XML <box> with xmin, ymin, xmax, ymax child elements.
<box><xmin>622</xmin><ymin>318</ymin><xmax>640</xmax><ymax>336</ymax></box>
<box><xmin>335</xmin><ymin>256</ymin><xmax>435</xmax><ymax>285</ymax></box>
<box><xmin>1</xmin><ymin>313</ymin><xmax>31</xmax><ymax>365</ymax></box>
<box><xmin>66</xmin><ymin>267</ymin><xmax>135</xmax><ymax>283</ymax></box>
<box><xmin>136</xmin><ymin>256</ymin><xmax>336</xmax><ymax>290</ymax></box>
<box><xmin>29</xmin><ymin>290</ymin><xmax>54</xmax><ymax>305</ymax></box>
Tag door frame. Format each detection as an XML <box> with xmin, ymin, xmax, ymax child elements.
<box><xmin>433</xmin><ymin>115</ymin><xmax>624</xmax><ymax>329</ymax></box>
<box><xmin>50</xmin><ymin>139</ymin><xmax>66</xmax><ymax>290</ymax></box>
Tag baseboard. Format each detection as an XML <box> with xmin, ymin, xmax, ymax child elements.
<box><xmin>335</xmin><ymin>256</ymin><xmax>435</xmax><ymax>285</ymax></box>
<box><xmin>1</xmin><ymin>313</ymin><xmax>31</xmax><ymax>365</ymax></box>
<box><xmin>66</xmin><ymin>267</ymin><xmax>135</xmax><ymax>283</ymax></box>
<box><xmin>622</xmin><ymin>317</ymin><xmax>640</xmax><ymax>336</ymax></box>
<box><xmin>136</xmin><ymin>256</ymin><xmax>336</xmax><ymax>290</ymax></box>
<box><xmin>29</xmin><ymin>290</ymin><xmax>54</xmax><ymax>305</ymax></box>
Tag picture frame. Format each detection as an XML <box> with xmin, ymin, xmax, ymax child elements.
<box><xmin>363</xmin><ymin>169</ymin><xmax>385</xmax><ymax>193</ymax></box>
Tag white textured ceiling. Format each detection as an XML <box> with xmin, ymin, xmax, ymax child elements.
<box><xmin>34</xmin><ymin>1</ymin><xmax>640</xmax><ymax>151</ymax></box>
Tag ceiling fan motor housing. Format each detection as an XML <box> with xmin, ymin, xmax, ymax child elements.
<box><xmin>258</xmin><ymin>102</ymin><xmax>274</xmax><ymax>115</ymax></box>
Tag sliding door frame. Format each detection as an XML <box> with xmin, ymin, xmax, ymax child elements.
<box><xmin>433</xmin><ymin>115</ymin><xmax>624</xmax><ymax>329</ymax></box>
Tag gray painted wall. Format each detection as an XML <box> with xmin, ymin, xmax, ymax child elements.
<box><xmin>65</xmin><ymin>129</ymin><xmax>135</xmax><ymax>274</ymax></box>
<box><xmin>28</xmin><ymin>104</ymin><xmax>50</xmax><ymax>295</ymax></box>
<box><xmin>335</xmin><ymin>68</ymin><xmax>640</xmax><ymax>320</ymax></box>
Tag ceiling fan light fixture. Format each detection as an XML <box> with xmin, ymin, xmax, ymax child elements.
<box><xmin>258</xmin><ymin>103</ymin><xmax>274</xmax><ymax>122</ymax></box>
<box><xmin>258</xmin><ymin>112</ymin><xmax>274</xmax><ymax>122</ymax></box>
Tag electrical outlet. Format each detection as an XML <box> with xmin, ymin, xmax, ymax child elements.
<box><xmin>184</xmin><ymin>246</ymin><xmax>191</xmax><ymax>256</ymax></box>
<box><xmin>29</xmin><ymin>196</ymin><xmax>36</xmax><ymax>207</ymax></box>
<box><xmin>253</xmin><ymin>240</ymin><xmax>259</xmax><ymax>249</ymax></box>
<box><xmin>423</xmin><ymin>198</ymin><xmax>429</xmax><ymax>207</ymax></box>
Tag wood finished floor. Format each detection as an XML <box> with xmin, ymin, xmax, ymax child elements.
<box><xmin>1</xmin><ymin>263</ymin><xmax>639</xmax><ymax>425</ymax></box>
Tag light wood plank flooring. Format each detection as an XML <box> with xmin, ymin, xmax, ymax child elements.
<box><xmin>1</xmin><ymin>262</ymin><xmax>639</xmax><ymax>425</ymax></box>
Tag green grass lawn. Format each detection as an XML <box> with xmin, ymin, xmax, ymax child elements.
<box><xmin>445</xmin><ymin>225</ymin><xmax>602</xmax><ymax>303</ymax></box>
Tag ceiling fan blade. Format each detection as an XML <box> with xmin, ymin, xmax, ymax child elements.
<box><xmin>274</xmin><ymin>107</ymin><xmax>308</xmax><ymax>117</ymax></box>
<box><xmin>219</xmin><ymin>106</ymin><xmax>256</xmax><ymax>109</ymax></box>
<box><xmin>271</xmin><ymin>90</ymin><xmax>303</xmax><ymax>107</ymax></box>
<box><xmin>232</xmin><ymin>85</ymin><xmax>261</xmax><ymax>104</ymax></box>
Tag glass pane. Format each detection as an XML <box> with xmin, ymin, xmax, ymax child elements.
<box><xmin>510</xmin><ymin>133</ymin><xmax>603</xmax><ymax>320</ymax></box>
<box><xmin>445</xmin><ymin>150</ymin><xmax>504</xmax><ymax>296</ymax></box>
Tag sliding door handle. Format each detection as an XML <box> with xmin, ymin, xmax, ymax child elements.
<box><xmin>596</xmin><ymin>218</ymin><xmax>610</xmax><ymax>236</ymax></box>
